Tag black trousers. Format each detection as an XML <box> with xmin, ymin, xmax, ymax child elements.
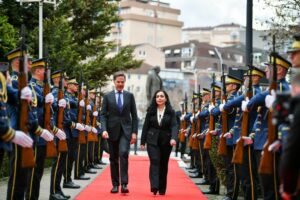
<box><xmin>94</xmin><ymin>137</ymin><xmax>100</xmax><ymax>163</ymax></box>
<box><xmin>253</xmin><ymin>150</ymin><xmax>263</xmax><ymax>196</ymax></box>
<box><xmin>64</xmin><ymin>137</ymin><xmax>78</xmax><ymax>183</ymax></box>
<box><xmin>203</xmin><ymin>149</ymin><xmax>210</xmax><ymax>181</ymax></box>
<box><xmin>7</xmin><ymin>144</ymin><xmax>30</xmax><ymax>200</ymax></box>
<box><xmin>50</xmin><ymin>150</ymin><xmax>67</xmax><ymax>194</ymax></box>
<box><xmin>224</xmin><ymin>145</ymin><xmax>240</xmax><ymax>200</ymax></box>
<box><xmin>0</xmin><ymin>148</ymin><xmax>4</xmax><ymax>170</ymax></box>
<box><xmin>108</xmin><ymin>132</ymin><xmax>130</xmax><ymax>186</ymax></box>
<box><xmin>26</xmin><ymin>145</ymin><xmax>46</xmax><ymax>200</ymax></box>
<box><xmin>241</xmin><ymin>146</ymin><xmax>257</xmax><ymax>200</ymax></box>
<box><xmin>74</xmin><ymin>143</ymin><xmax>86</xmax><ymax>178</ymax></box>
<box><xmin>147</xmin><ymin>143</ymin><xmax>172</xmax><ymax>193</ymax></box>
<box><xmin>207</xmin><ymin>152</ymin><xmax>219</xmax><ymax>192</ymax></box>
<box><xmin>260</xmin><ymin>152</ymin><xmax>281</xmax><ymax>200</ymax></box>
<box><xmin>85</xmin><ymin>141</ymin><xmax>94</xmax><ymax>169</ymax></box>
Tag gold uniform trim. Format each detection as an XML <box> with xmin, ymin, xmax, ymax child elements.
<box><xmin>271</xmin><ymin>56</ymin><xmax>291</xmax><ymax>69</ymax></box>
<box><xmin>0</xmin><ymin>73</ymin><xmax>8</xmax><ymax>103</ymax></box>
<box><xmin>31</xmin><ymin>61</ymin><xmax>45</xmax><ymax>68</ymax></box>
<box><xmin>1</xmin><ymin>128</ymin><xmax>16</xmax><ymax>142</ymax></box>
<box><xmin>7</xmin><ymin>51</ymin><xmax>22</xmax><ymax>60</ymax></box>
<box><xmin>34</xmin><ymin>126</ymin><xmax>43</xmax><ymax>136</ymax></box>
<box><xmin>226</xmin><ymin>77</ymin><xmax>242</xmax><ymax>85</ymax></box>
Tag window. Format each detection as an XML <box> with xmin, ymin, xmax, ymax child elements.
<box><xmin>138</xmin><ymin>75</ymin><xmax>141</xmax><ymax>80</ymax></box>
<box><xmin>136</xmin><ymin>86</ymin><xmax>140</xmax><ymax>92</ymax></box>
<box><xmin>208</xmin><ymin>50</ymin><xmax>215</xmax><ymax>57</ymax></box>
<box><xmin>127</xmin><ymin>86</ymin><xmax>130</xmax><ymax>91</ymax></box>
<box><xmin>184</xmin><ymin>61</ymin><xmax>191</xmax><ymax>68</ymax></box>
<box><xmin>182</xmin><ymin>47</ymin><xmax>192</xmax><ymax>57</ymax></box>
<box><xmin>127</xmin><ymin>74</ymin><xmax>131</xmax><ymax>79</ymax></box>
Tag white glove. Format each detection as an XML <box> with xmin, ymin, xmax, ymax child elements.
<box><xmin>265</xmin><ymin>90</ymin><xmax>276</xmax><ymax>109</ymax></box>
<box><xmin>170</xmin><ymin>139</ymin><xmax>176</xmax><ymax>146</ymax></box>
<box><xmin>40</xmin><ymin>129</ymin><xmax>54</xmax><ymax>141</ymax></box>
<box><xmin>12</xmin><ymin>130</ymin><xmax>33</xmax><ymax>148</ymax></box>
<box><xmin>20</xmin><ymin>86</ymin><xmax>32</xmax><ymax>101</ymax></box>
<box><xmin>210</xmin><ymin>130</ymin><xmax>218</xmax><ymax>136</ymax></box>
<box><xmin>208</xmin><ymin>104</ymin><xmax>215</xmax><ymax>112</ymax></box>
<box><xmin>102</xmin><ymin>131</ymin><xmax>109</xmax><ymax>139</ymax></box>
<box><xmin>85</xmin><ymin>125</ymin><xmax>92</xmax><ymax>132</ymax></box>
<box><xmin>58</xmin><ymin>99</ymin><xmax>67</xmax><ymax>108</ymax></box>
<box><xmin>86</xmin><ymin>105</ymin><xmax>92</xmax><ymax>111</ymax></box>
<box><xmin>180</xmin><ymin>114</ymin><xmax>186</xmax><ymax>121</ymax></box>
<box><xmin>242</xmin><ymin>136</ymin><xmax>253</xmax><ymax>145</ymax></box>
<box><xmin>223</xmin><ymin>132</ymin><xmax>232</xmax><ymax>138</ymax></box>
<box><xmin>268</xmin><ymin>140</ymin><xmax>281</xmax><ymax>152</ymax></box>
<box><xmin>79</xmin><ymin>100</ymin><xmax>85</xmax><ymax>107</ymax></box>
<box><xmin>195</xmin><ymin>110</ymin><xmax>200</xmax><ymax>118</ymax></box>
<box><xmin>190</xmin><ymin>116</ymin><xmax>194</xmax><ymax>123</ymax></box>
<box><xmin>192</xmin><ymin>133</ymin><xmax>197</xmax><ymax>138</ymax></box>
<box><xmin>219</xmin><ymin>103</ymin><xmax>225</xmax><ymax>112</ymax></box>
<box><xmin>56</xmin><ymin>129</ymin><xmax>66</xmax><ymax>140</ymax></box>
<box><xmin>92</xmin><ymin>127</ymin><xmax>98</xmax><ymax>134</ymax></box>
<box><xmin>93</xmin><ymin>111</ymin><xmax>98</xmax><ymax>117</ymax></box>
<box><xmin>45</xmin><ymin>93</ymin><xmax>54</xmax><ymax>104</ymax></box>
<box><xmin>198</xmin><ymin>133</ymin><xmax>205</xmax><ymax>139</ymax></box>
<box><xmin>242</xmin><ymin>100</ymin><xmax>249</xmax><ymax>112</ymax></box>
<box><xmin>75</xmin><ymin>123</ymin><xmax>85</xmax><ymax>131</ymax></box>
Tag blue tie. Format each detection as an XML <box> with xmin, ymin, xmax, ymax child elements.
<box><xmin>117</xmin><ymin>91</ymin><xmax>122</xmax><ymax>113</ymax></box>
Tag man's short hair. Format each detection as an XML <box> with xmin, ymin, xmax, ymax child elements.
<box><xmin>113</xmin><ymin>71</ymin><xmax>126</xmax><ymax>81</ymax></box>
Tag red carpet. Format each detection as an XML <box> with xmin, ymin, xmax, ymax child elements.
<box><xmin>75</xmin><ymin>155</ymin><xmax>207</xmax><ymax>200</ymax></box>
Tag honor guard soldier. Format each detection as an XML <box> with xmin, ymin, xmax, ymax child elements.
<box><xmin>287</xmin><ymin>35</ymin><xmax>300</xmax><ymax>68</ymax></box>
<box><xmin>4</xmin><ymin>48</ymin><xmax>50</xmax><ymax>200</ymax></box>
<box><xmin>204</xmin><ymin>83</ymin><xmax>222</xmax><ymax>195</ymax></box>
<box><xmin>0</xmin><ymin>62</ymin><xmax>33</xmax><ymax>169</ymax></box>
<box><xmin>194</xmin><ymin>88</ymin><xmax>211</xmax><ymax>185</ymax></box>
<box><xmin>63</xmin><ymin>77</ymin><xmax>82</xmax><ymax>189</ymax></box>
<box><xmin>25</xmin><ymin>58</ymin><xmax>57</xmax><ymax>200</ymax></box>
<box><xmin>244</xmin><ymin>54</ymin><xmax>291</xmax><ymax>200</ymax></box>
<box><xmin>216</xmin><ymin>75</ymin><xmax>242</xmax><ymax>200</ymax></box>
<box><xmin>49</xmin><ymin>70</ymin><xmax>74</xmax><ymax>200</ymax></box>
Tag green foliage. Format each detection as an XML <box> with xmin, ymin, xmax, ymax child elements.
<box><xmin>0</xmin><ymin>15</ymin><xmax>17</xmax><ymax>58</ymax></box>
<box><xmin>260</xmin><ymin>0</ymin><xmax>300</xmax><ymax>48</ymax></box>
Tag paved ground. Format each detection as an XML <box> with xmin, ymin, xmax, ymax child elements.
<box><xmin>0</xmin><ymin>149</ymin><xmax>262</xmax><ymax>200</ymax></box>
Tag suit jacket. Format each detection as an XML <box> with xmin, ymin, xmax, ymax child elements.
<box><xmin>141</xmin><ymin>105</ymin><xmax>178</xmax><ymax>146</ymax></box>
<box><xmin>100</xmin><ymin>90</ymin><xmax>138</xmax><ymax>141</ymax></box>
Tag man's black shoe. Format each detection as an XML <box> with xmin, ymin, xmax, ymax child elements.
<box><xmin>189</xmin><ymin>173</ymin><xmax>202</xmax><ymax>178</ymax></box>
<box><xmin>221</xmin><ymin>197</ymin><xmax>232</xmax><ymax>200</ymax></box>
<box><xmin>57</xmin><ymin>191</ymin><xmax>70</xmax><ymax>199</ymax></box>
<box><xmin>196</xmin><ymin>180</ymin><xmax>209</xmax><ymax>185</ymax></box>
<box><xmin>49</xmin><ymin>193</ymin><xmax>67</xmax><ymax>200</ymax></box>
<box><xmin>111</xmin><ymin>186</ymin><xmax>119</xmax><ymax>193</ymax></box>
<box><xmin>186</xmin><ymin>166</ymin><xmax>195</xmax><ymax>170</ymax></box>
<box><xmin>98</xmin><ymin>161</ymin><xmax>107</xmax><ymax>165</ymax></box>
<box><xmin>74</xmin><ymin>175</ymin><xmax>90</xmax><ymax>180</ymax></box>
<box><xmin>90</xmin><ymin>164</ymin><xmax>102</xmax><ymax>169</ymax></box>
<box><xmin>202</xmin><ymin>189</ymin><xmax>219</xmax><ymax>195</ymax></box>
<box><xmin>121</xmin><ymin>184</ymin><xmax>129</xmax><ymax>193</ymax></box>
<box><xmin>63</xmin><ymin>181</ymin><xmax>80</xmax><ymax>189</ymax></box>
<box><xmin>188</xmin><ymin>169</ymin><xmax>198</xmax><ymax>173</ymax></box>
<box><xmin>85</xmin><ymin>169</ymin><xmax>97</xmax><ymax>174</ymax></box>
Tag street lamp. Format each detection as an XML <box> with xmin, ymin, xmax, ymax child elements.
<box><xmin>18</xmin><ymin>0</ymin><xmax>56</xmax><ymax>58</ymax></box>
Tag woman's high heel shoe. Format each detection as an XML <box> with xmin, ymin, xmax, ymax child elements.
<box><xmin>151</xmin><ymin>188</ymin><xmax>158</xmax><ymax>195</ymax></box>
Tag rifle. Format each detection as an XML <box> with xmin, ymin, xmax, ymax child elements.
<box><xmin>179</xmin><ymin>93</ymin><xmax>188</xmax><ymax>143</ymax></box>
<box><xmin>259</xmin><ymin>36</ymin><xmax>277</xmax><ymax>174</ymax></box>
<box><xmin>204</xmin><ymin>73</ymin><xmax>216</xmax><ymax>150</ymax></box>
<box><xmin>232</xmin><ymin>65</ymin><xmax>253</xmax><ymax>164</ymax></box>
<box><xmin>218</xmin><ymin>65</ymin><xmax>228</xmax><ymax>156</ymax></box>
<box><xmin>196</xmin><ymin>85</ymin><xmax>204</xmax><ymax>174</ymax></box>
<box><xmin>57</xmin><ymin>72</ymin><xmax>68</xmax><ymax>152</ymax></box>
<box><xmin>192</xmin><ymin>91</ymin><xmax>200</xmax><ymax>150</ymax></box>
<box><xmin>19</xmin><ymin>25</ymin><xmax>35</xmax><ymax>168</ymax></box>
<box><xmin>77</xmin><ymin>70</ymin><xmax>86</xmax><ymax>144</ymax></box>
<box><xmin>189</xmin><ymin>92</ymin><xmax>196</xmax><ymax>149</ymax></box>
<box><xmin>86</xmin><ymin>84</ymin><xmax>93</xmax><ymax>142</ymax></box>
<box><xmin>92</xmin><ymin>88</ymin><xmax>100</xmax><ymax>142</ymax></box>
<box><xmin>44</xmin><ymin>56</ymin><xmax>57</xmax><ymax>158</ymax></box>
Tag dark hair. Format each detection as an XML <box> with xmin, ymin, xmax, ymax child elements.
<box><xmin>113</xmin><ymin>71</ymin><xmax>126</xmax><ymax>81</ymax></box>
<box><xmin>148</xmin><ymin>89</ymin><xmax>172</xmax><ymax>113</ymax></box>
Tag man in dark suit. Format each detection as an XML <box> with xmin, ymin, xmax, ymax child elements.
<box><xmin>100</xmin><ymin>72</ymin><xmax>138</xmax><ymax>194</ymax></box>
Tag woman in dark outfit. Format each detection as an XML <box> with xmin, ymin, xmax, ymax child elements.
<box><xmin>141</xmin><ymin>90</ymin><xmax>177</xmax><ymax>195</ymax></box>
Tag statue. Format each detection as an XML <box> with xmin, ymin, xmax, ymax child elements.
<box><xmin>146</xmin><ymin>66</ymin><xmax>163</xmax><ymax>106</ymax></box>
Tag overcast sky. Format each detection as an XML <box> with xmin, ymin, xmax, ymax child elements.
<box><xmin>162</xmin><ymin>0</ymin><xmax>274</xmax><ymax>29</ymax></box>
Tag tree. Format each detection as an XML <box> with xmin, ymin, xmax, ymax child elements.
<box><xmin>260</xmin><ymin>0</ymin><xmax>300</xmax><ymax>48</ymax></box>
<box><xmin>0</xmin><ymin>15</ymin><xmax>17</xmax><ymax>58</ymax></box>
<box><xmin>1</xmin><ymin>0</ymin><xmax>141</xmax><ymax>85</ymax></box>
